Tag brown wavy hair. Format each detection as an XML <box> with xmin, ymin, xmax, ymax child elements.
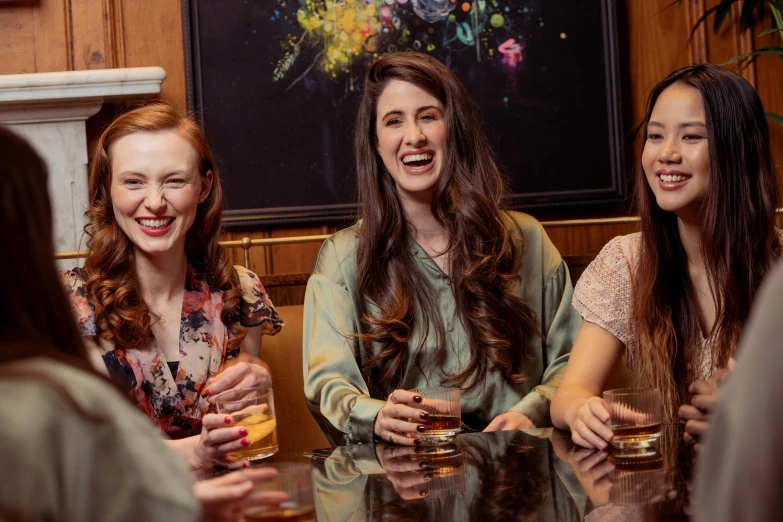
<box><xmin>354</xmin><ymin>52</ymin><xmax>540</xmax><ymax>397</ymax></box>
<box><xmin>631</xmin><ymin>64</ymin><xmax>780</xmax><ymax>421</ymax></box>
<box><xmin>83</xmin><ymin>101</ymin><xmax>245</xmax><ymax>351</ymax></box>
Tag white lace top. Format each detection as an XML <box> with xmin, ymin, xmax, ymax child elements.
<box><xmin>572</xmin><ymin>233</ymin><xmax>713</xmax><ymax>378</ymax></box>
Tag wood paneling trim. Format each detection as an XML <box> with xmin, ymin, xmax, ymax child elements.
<box><xmin>64</xmin><ymin>0</ymin><xmax>74</xmax><ymax>70</ymax></box>
<box><xmin>69</xmin><ymin>0</ymin><xmax>107</xmax><ymax>70</ymax></box>
<box><xmin>684</xmin><ymin>0</ymin><xmax>708</xmax><ymax>63</ymax></box>
<box><xmin>102</xmin><ymin>0</ymin><xmax>124</xmax><ymax>68</ymax></box>
<box><xmin>260</xmin><ymin>273</ymin><xmax>310</xmax><ymax>287</ymax></box>
<box><xmin>731</xmin><ymin>2</ymin><xmax>756</xmax><ymax>85</ymax></box>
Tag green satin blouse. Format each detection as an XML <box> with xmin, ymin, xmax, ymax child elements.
<box><xmin>303</xmin><ymin>211</ymin><xmax>581</xmax><ymax>446</ymax></box>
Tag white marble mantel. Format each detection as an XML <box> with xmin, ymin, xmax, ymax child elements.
<box><xmin>0</xmin><ymin>67</ymin><xmax>166</xmax><ymax>266</ymax></box>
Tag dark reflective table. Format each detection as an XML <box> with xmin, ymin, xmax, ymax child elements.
<box><xmin>200</xmin><ymin>426</ymin><xmax>695</xmax><ymax>521</ymax></box>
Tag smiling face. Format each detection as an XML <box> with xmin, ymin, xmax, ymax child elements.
<box><xmin>109</xmin><ymin>130</ymin><xmax>212</xmax><ymax>257</ymax></box>
<box><xmin>374</xmin><ymin>80</ymin><xmax>447</xmax><ymax>205</ymax></box>
<box><xmin>642</xmin><ymin>83</ymin><xmax>711</xmax><ymax>219</ymax></box>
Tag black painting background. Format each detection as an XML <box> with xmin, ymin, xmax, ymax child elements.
<box><xmin>191</xmin><ymin>1</ymin><xmax>623</xmax><ymax>222</ymax></box>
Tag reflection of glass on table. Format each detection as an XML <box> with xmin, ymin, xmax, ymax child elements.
<box><xmin>214</xmin><ymin>387</ymin><xmax>278</xmax><ymax>461</ymax></box>
<box><xmin>243</xmin><ymin>462</ymin><xmax>315</xmax><ymax>522</ymax></box>
<box><xmin>609</xmin><ymin>449</ymin><xmax>668</xmax><ymax>506</ymax></box>
<box><xmin>409</xmin><ymin>387</ymin><xmax>461</xmax><ymax>446</ymax></box>
<box><xmin>397</xmin><ymin>444</ymin><xmax>467</xmax><ymax>498</ymax></box>
<box><xmin>603</xmin><ymin>388</ymin><xmax>662</xmax><ymax>456</ymax></box>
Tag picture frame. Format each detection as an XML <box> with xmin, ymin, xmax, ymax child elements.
<box><xmin>183</xmin><ymin>0</ymin><xmax>626</xmax><ymax>226</ymax></box>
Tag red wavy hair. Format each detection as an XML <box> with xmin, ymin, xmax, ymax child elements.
<box><xmin>83</xmin><ymin>101</ymin><xmax>245</xmax><ymax>351</ymax></box>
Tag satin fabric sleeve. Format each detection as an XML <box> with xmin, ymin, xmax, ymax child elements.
<box><xmin>508</xmin><ymin>260</ymin><xmax>578</xmax><ymax>426</ymax></box>
<box><xmin>303</xmin><ymin>238</ymin><xmax>384</xmax><ymax>446</ymax></box>
<box><xmin>507</xmin><ymin>221</ymin><xmax>580</xmax><ymax>427</ymax></box>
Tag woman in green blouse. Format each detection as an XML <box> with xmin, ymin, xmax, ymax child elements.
<box><xmin>303</xmin><ymin>52</ymin><xmax>581</xmax><ymax>447</ymax></box>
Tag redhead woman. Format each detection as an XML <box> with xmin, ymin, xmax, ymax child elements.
<box><xmin>0</xmin><ymin>126</ymin><xmax>287</xmax><ymax>522</ymax></box>
<box><xmin>551</xmin><ymin>65</ymin><xmax>781</xmax><ymax>448</ymax></box>
<box><xmin>62</xmin><ymin>102</ymin><xmax>283</xmax><ymax>468</ymax></box>
<box><xmin>303</xmin><ymin>52</ymin><xmax>581</xmax><ymax>446</ymax></box>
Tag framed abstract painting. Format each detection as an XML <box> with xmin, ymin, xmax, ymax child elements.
<box><xmin>184</xmin><ymin>0</ymin><xmax>625</xmax><ymax>226</ymax></box>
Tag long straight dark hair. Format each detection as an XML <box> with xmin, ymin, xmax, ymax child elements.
<box><xmin>0</xmin><ymin>126</ymin><xmax>96</xmax><ymax>374</ymax></box>
<box><xmin>631</xmin><ymin>64</ymin><xmax>780</xmax><ymax>421</ymax></box>
<box><xmin>354</xmin><ymin>52</ymin><xmax>539</xmax><ymax>397</ymax></box>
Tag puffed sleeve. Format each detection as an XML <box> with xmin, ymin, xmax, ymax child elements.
<box><xmin>60</xmin><ymin>268</ymin><xmax>97</xmax><ymax>338</ymax></box>
<box><xmin>234</xmin><ymin>265</ymin><xmax>284</xmax><ymax>336</ymax></box>
<box><xmin>302</xmin><ymin>237</ymin><xmax>385</xmax><ymax>447</ymax></box>
<box><xmin>571</xmin><ymin>235</ymin><xmax>636</xmax><ymax>347</ymax></box>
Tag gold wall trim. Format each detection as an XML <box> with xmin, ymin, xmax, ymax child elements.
<box><xmin>54</xmin><ymin>211</ymin><xmax>783</xmax><ymax>264</ymax></box>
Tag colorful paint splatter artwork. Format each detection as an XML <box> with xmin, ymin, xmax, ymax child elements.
<box><xmin>271</xmin><ymin>0</ymin><xmax>544</xmax><ymax>93</ymax></box>
<box><xmin>190</xmin><ymin>0</ymin><xmax>622</xmax><ymax>222</ymax></box>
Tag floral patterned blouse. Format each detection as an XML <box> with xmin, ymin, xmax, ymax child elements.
<box><xmin>61</xmin><ymin>262</ymin><xmax>283</xmax><ymax>438</ymax></box>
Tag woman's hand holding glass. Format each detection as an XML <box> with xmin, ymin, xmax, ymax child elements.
<box><xmin>189</xmin><ymin>413</ymin><xmax>251</xmax><ymax>469</ymax></box>
<box><xmin>373</xmin><ymin>389</ymin><xmax>431</xmax><ymax>446</ymax></box>
<box><xmin>568</xmin><ymin>396</ymin><xmax>614</xmax><ymax>450</ymax></box>
<box><xmin>194</xmin><ymin>467</ymin><xmax>288</xmax><ymax>522</ymax></box>
<box><xmin>204</xmin><ymin>359</ymin><xmax>272</xmax><ymax>402</ymax></box>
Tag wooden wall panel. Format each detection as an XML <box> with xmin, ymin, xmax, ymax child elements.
<box><xmin>0</xmin><ymin>2</ymin><xmax>70</xmax><ymax>74</ymax></box>
<box><xmin>69</xmin><ymin>0</ymin><xmax>108</xmax><ymax>70</ymax></box>
<box><xmin>32</xmin><ymin>0</ymin><xmax>70</xmax><ymax>71</ymax></box>
<box><xmin>544</xmin><ymin>223</ymin><xmax>639</xmax><ymax>257</ymax></box>
<box><xmin>626</xmin><ymin>0</ymin><xmax>691</xmax><ymax>128</ymax></box>
<box><xmin>120</xmin><ymin>0</ymin><xmax>187</xmax><ymax>107</ymax></box>
<box><xmin>0</xmin><ymin>7</ymin><xmax>36</xmax><ymax>74</ymax></box>
<box><xmin>755</xmin><ymin>37</ymin><xmax>783</xmax><ymax>175</ymax></box>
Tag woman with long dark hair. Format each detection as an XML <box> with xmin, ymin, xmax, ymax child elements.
<box><xmin>0</xmin><ymin>126</ymin><xmax>286</xmax><ymax>521</ymax></box>
<box><xmin>551</xmin><ymin>64</ymin><xmax>781</xmax><ymax>448</ymax></box>
<box><xmin>62</xmin><ymin>102</ymin><xmax>284</xmax><ymax>467</ymax></box>
<box><xmin>303</xmin><ymin>52</ymin><xmax>580</xmax><ymax>446</ymax></box>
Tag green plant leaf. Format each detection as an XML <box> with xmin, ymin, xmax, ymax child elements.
<box><xmin>689</xmin><ymin>0</ymin><xmax>738</xmax><ymax>38</ymax></box>
<box><xmin>740</xmin><ymin>0</ymin><xmax>763</xmax><ymax>31</ymax></box>
<box><xmin>767</xmin><ymin>112</ymin><xmax>783</xmax><ymax>127</ymax></box>
<box><xmin>758</xmin><ymin>27</ymin><xmax>783</xmax><ymax>36</ymax></box>
<box><xmin>770</xmin><ymin>1</ymin><xmax>783</xmax><ymax>30</ymax></box>
<box><xmin>714</xmin><ymin>2</ymin><xmax>735</xmax><ymax>34</ymax></box>
<box><xmin>724</xmin><ymin>45</ymin><xmax>783</xmax><ymax>64</ymax></box>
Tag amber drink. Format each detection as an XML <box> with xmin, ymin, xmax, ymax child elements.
<box><xmin>214</xmin><ymin>387</ymin><xmax>278</xmax><ymax>461</ymax></box>
<box><xmin>410</xmin><ymin>387</ymin><xmax>461</xmax><ymax>445</ymax></box>
<box><xmin>603</xmin><ymin>388</ymin><xmax>663</xmax><ymax>452</ymax></box>
<box><xmin>244</xmin><ymin>463</ymin><xmax>315</xmax><ymax>522</ymax></box>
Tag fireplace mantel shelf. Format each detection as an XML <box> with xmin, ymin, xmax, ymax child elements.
<box><xmin>0</xmin><ymin>67</ymin><xmax>166</xmax><ymax>124</ymax></box>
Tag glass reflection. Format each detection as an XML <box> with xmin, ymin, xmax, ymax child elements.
<box><xmin>311</xmin><ymin>430</ymin><xmax>583</xmax><ymax>521</ymax></box>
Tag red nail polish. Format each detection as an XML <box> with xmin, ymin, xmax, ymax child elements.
<box><xmin>420</xmin><ymin>412</ymin><xmax>430</xmax><ymax>421</ymax></box>
<box><xmin>417</xmin><ymin>425</ymin><xmax>426</xmax><ymax>433</ymax></box>
<box><xmin>242</xmin><ymin>461</ymin><xmax>249</xmax><ymax>468</ymax></box>
<box><xmin>239</xmin><ymin>428</ymin><xmax>248</xmax><ymax>436</ymax></box>
<box><xmin>241</xmin><ymin>438</ymin><xmax>250</xmax><ymax>446</ymax></box>
<box><xmin>414</xmin><ymin>438</ymin><xmax>422</xmax><ymax>446</ymax></box>
<box><xmin>224</xmin><ymin>416</ymin><xmax>232</xmax><ymax>424</ymax></box>
<box><xmin>203</xmin><ymin>389</ymin><xmax>210</xmax><ymax>397</ymax></box>
<box><xmin>413</xmin><ymin>395</ymin><xmax>422</xmax><ymax>403</ymax></box>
